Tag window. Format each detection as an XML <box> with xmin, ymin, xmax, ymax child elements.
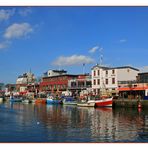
<box><xmin>94</xmin><ymin>70</ymin><xmax>96</xmax><ymax>76</ymax></box>
<box><xmin>112</xmin><ymin>69</ymin><xmax>115</xmax><ymax>74</ymax></box>
<box><xmin>106</xmin><ymin>70</ymin><xmax>108</xmax><ymax>75</ymax></box>
<box><xmin>106</xmin><ymin>79</ymin><xmax>108</xmax><ymax>85</ymax></box>
<box><xmin>93</xmin><ymin>89</ymin><xmax>96</xmax><ymax>94</ymax></box>
<box><xmin>112</xmin><ymin>78</ymin><xmax>115</xmax><ymax>84</ymax></box>
<box><xmin>94</xmin><ymin>79</ymin><xmax>96</xmax><ymax>85</ymax></box>
<box><xmin>98</xmin><ymin>70</ymin><xmax>100</xmax><ymax>76</ymax></box>
<box><xmin>97</xmin><ymin>79</ymin><xmax>100</xmax><ymax>85</ymax></box>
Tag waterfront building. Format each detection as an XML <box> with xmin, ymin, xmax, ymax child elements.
<box><xmin>39</xmin><ymin>70</ymin><xmax>78</xmax><ymax>95</ymax></box>
<box><xmin>0</xmin><ymin>83</ymin><xmax>4</xmax><ymax>91</ymax></box>
<box><xmin>45</xmin><ymin>69</ymin><xmax>67</xmax><ymax>77</ymax></box>
<box><xmin>91</xmin><ymin>65</ymin><xmax>139</xmax><ymax>96</ymax></box>
<box><xmin>68</xmin><ymin>74</ymin><xmax>92</xmax><ymax>97</ymax></box>
<box><xmin>137</xmin><ymin>72</ymin><xmax>148</xmax><ymax>83</ymax></box>
<box><xmin>118</xmin><ymin>72</ymin><xmax>148</xmax><ymax>99</ymax></box>
<box><xmin>16</xmin><ymin>72</ymin><xmax>36</xmax><ymax>93</ymax></box>
<box><xmin>5</xmin><ymin>84</ymin><xmax>16</xmax><ymax>96</ymax></box>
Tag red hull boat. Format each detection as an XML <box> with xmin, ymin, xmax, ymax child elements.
<box><xmin>95</xmin><ymin>97</ymin><xmax>113</xmax><ymax>107</ymax></box>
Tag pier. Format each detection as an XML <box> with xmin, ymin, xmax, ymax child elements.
<box><xmin>113</xmin><ymin>99</ymin><xmax>148</xmax><ymax>108</ymax></box>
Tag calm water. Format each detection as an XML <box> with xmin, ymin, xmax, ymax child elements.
<box><xmin>0</xmin><ymin>102</ymin><xmax>148</xmax><ymax>143</ymax></box>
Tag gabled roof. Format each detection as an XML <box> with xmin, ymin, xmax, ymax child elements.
<box><xmin>113</xmin><ymin>66</ymin><xmax>139</xmax><ymax>71</ymax></box>
<box><xmin>91</xmin><ymin>64</ymin><xmax>139</xmax><ymax>71</ymax></box>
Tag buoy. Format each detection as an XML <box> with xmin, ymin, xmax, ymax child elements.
<box><xmin>138</xmin><ymin>102</ymin><xmax>142</xmax><ymax>108</ymax></box>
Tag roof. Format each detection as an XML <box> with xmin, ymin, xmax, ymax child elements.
<box><xmin>138</xmin><ymin>72</ymin><xmax>148</xmax><ymax>75</ymax></box>
<box><xmin>91</xmin><ymin>64</ymin><xmax>139</xmax><ymax>71</ymax></box>
<box><xmin>42</xmin><ymin>74</ymin><xmax>78</xmax><ymax>79</ymax></box>
<box><xmin>113</xmin><ymin>66</ymin><xmax>139</xmax><ymax>71</ymax></box>
<box><xmin>48</xmin><ymin>69</ymin><xmax>67</xmax><ymax>73</ymax></box>
<box><xmin>91</xmin><ymin>64</ymin><xmax>111</xmax><ymax>70</ymax></box>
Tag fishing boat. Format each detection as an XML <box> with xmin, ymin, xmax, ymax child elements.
<box><xmin>77</xmin><ymin>100</ymin><xmax>95</xmax><ymax>107</ymax></box>
<box><xmin>22</xmin><ymin>99</ymin><xmax>30</xmax><ymax>103</ymax></box>
<box><xmin>35</xmin><ymin>98</ymin><xmax>46</xmax><ymax>104</ymax></box>
<box><xmin>95</xmin><ymin>97</ymin><xmax>113</xmax><ymax>107</ymax></box>
<box><xmin>10</xmin><ymin>97</ymin><xmax>22</xmax><ymax>103</ymax></box>
<box><xmin>62</xmin><ymin>96</ymin><xmax>77</xmax><ymax>105</ymax></box>
<box><xmin>0</xmin><ymin>97</ymin><xmax>3</xmax><ymax>103</ymax></box>
<box><xmin>46</xmin><ymin>96</ymin><xmax>62</xmax><ymax>104</ymax></box>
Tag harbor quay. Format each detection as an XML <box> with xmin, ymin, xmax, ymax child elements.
<box><xmin>113</xmin><ymin>98</ymin><xmax>148</xmax><ymax>108</ymax></box>
<box><xmin>0</xmin><ymin>66</ymin><xmax>148</xmax><ymax>107</ymax></box>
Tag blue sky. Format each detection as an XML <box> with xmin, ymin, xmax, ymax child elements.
<box><xmin>0</xmin><ymin>6</ymin><xmax>148</xmax><ymax>84</ymax></box>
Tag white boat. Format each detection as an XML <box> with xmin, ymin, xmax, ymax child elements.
<box><xmin>0</xmin><ymin>97</ymin><xmax>3</xmax><ymax>103</ymax></box>
<box><xmin>77</xmin><ymin>100</ymin><xmax>95</xmax><ymax>107</ymax></box>
<box><xmin>22</xmin><ymin>99</ymin><xmax>30</xmax><ymax>103</ymax></box>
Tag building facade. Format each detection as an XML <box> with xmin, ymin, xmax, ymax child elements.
<box><xmin>68</xmin><ymin>74</ymin><xmax>92</xmax><ymax>96</ymax></box>
<box><xmin>16</xmin><ymin>72</ymin><xmax>36</xmax><ymax>92</ymax></box>
<box><xmin>91</xmin><ymin>65</ymin><xmax>139</xmax><ymax>96</ymax></box>
<box><xmin>39</xmin><ymin>70</ymin><xmax>78</xmax><ymax>95</ymax></box>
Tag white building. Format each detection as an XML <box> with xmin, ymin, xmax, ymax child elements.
<box><xmin>91</xmin><ymin>65</ymin><xmax>139</xmax><ymax>96</ymax></box>
<box><xmin>16</xmin><ymin>72</ymin><xmax>35</xmax><ymax>92</ymax></box>
<box><xmin>46</xmin><ymin>70</ymin><xmax>67</xmax><ymax>77</ymax></box>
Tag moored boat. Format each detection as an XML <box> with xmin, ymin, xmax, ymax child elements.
<box><xmin>77</xmin><ymin>100</ymin><xmax>95</xmax><ymax>107</ymax></box>
<box><xmin>0</xmin><ymin>97</ymin><xmax>3</xmax><ymax>103</ymax></box>
<box><xmin>22</xmin><ymin>99</ymin><xmax>30</xmax><ymax>103</ymax></box>
<box><xmin>46</xmin><ymin>98</ymin><xmax>62</xmax><ymax>104</ymax></box>
<box><xmin>63</xmin><ymin>96</ymin><xmax>77</xmax><ymax>105</ymax></box>
<box><xmin>10</xmin><ymin>97</ymin><xmax>22</xmax><ymax>103</ymax></box>
<box><xmin>35</xmin><ymin>98</ymin><xmax>46</xmax><ymax>104</ymax></box>
<box><xmin>95</xmin><ymin>97</ymin><xmax>113</xmax><ymax>107</ymax></box>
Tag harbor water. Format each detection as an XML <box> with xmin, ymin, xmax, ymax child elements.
<box><xmin>0</xmin><ymin>102</ymin><xmax>148</xmax><ymax>143</ymax></box>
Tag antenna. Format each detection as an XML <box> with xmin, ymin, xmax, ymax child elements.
<box><xmin>99</xmin><ymin>47</ymin><xmax>103</xmax><ymax>66</ymax></box>
<box><xmin>29</xmin><ymin>68</ymin><xmax>32</xmax><ymax>73</ymax></box>
<box><xmin>83</xmin><ymin>63</ymin><xmax>85</xmax><ymax>74</ymax></box>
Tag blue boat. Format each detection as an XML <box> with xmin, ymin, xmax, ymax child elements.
<box><xmin>10</xmin><ymin>97</ymin><xmax>22</xmax><ymax>103</ymax></box>
<box><xmin>46</xmin><ymin>96</ymin><xmax>62</xmax><ymax>104</ymax></box>
<box><xmin>62</xmin><ymin>96</ymin><xmax>77</xmax><ymax>105</ymax></box>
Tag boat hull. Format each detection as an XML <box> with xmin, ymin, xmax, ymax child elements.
<box><xmin>77</xmin><ymin>100</ymin><xmax>95</xmax><ymax>107</ymax></box>
<box><xmin>95</xmin><ymin>97</ymin><xmax>113</xmax><ymax>107</ymax></box>
<box><xmin>63</xmin><ymin>102</ymin><xmax>77</xmax><ymax>105</ymax></box>
<box><xmin>46</xmin><ymin>99</ymin><xmax>62</xmax><ymax>104</ymax></box>
<box><xmin>35</xmin><ymin>99</ymin><xmax>46</xmax><ymax>104</ymax></box>
<box><xmin>63</xmin><ymin>98</ymin><xmax>77</xmax><ymax>105</ymax></box>
<box><xmin>10</xmin><ymin>99</ymin><xmax>22</xmax><ymax>103</ymax></box>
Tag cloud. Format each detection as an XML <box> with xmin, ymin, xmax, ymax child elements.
<box><xmin>0</xmin><ymin>9</ymin><xmax>15</xmax><ymax>21</ymax></box>
<box><xmin>139</xmin><ymin>66</ymin><xmax>148</xmax><ymax>72</ymax></box>
<box><xmin>52</xmin><ymin>55</ymin><xmax>95</xmax><ymax>66</ymax></box>
<box><xmin>119</xmin><ymin>39</ymin><xmax>127</xmax><ymax>43</ymax></box>
<box><xmin>0</xmin><ymin>41</ymin><xmax>10</xmax><ymax>49</ymax></box>
<box><xmin>19</xmin><ymin>7</ymin><xmax>32</xmax><ymax>16</ymax></box>
<box><xmin>89</xmin><ymin>46</ymin><xmax>99</xmax><ymax>53</ymax></box>
<box><xmin>4</xmin><ymin>23</ymin><xmax>33</xmax><ymax>39</ymax></box>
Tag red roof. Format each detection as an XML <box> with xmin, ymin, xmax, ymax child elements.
<box><xmin>118</xmin><ymin>86</ymin><xmax>148</xmax><ymax>91</ymax></box>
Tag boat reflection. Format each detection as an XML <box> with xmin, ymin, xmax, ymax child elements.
<box><xmin>1</xmin><ymin>102</ymin><xmax>148</xmax><ymax>142</ymax></box>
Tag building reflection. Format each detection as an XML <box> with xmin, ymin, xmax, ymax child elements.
<box><xmin>2</xmin><ymin>102</ymin><xmax>148</xmax><ymax>142</ymax></box>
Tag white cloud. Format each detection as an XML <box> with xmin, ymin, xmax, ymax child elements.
<box><xmin>0</xmin><ymin>9</ymin><xmax>15</xmax><ymax>21</ymax></box>
<box><xmin>4</xmin><ymin>23</ymin><xmax>33</xmax><ymax>39</ymax></box>
<box><xmin>89</xmin><ymin>46</ymin><xmax>99</xmax><ymax>53</ymax></box>
<box><xmin>52</xmin><ymin>55</ymin><xmax>95</xmax><ymax>66</ymax></box>
<box><xmin>139</xmin><ymin>66</ymin><xmax>148</xmax><ymax>72</ymax></box>
<box><xmin>19</xmin><ymin>7</ymin><xmax>32</xmax><ymax>16</ymax></box>
<box><xmin>119</xmin><ymin>39</ymin><xmax>127</xmax><ymax>43</ymax></box>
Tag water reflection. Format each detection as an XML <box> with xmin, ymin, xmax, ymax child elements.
<box><xmin>0</xmin><ymin>102</ymin><xmax>148</xmax><ymax>142</ymax></box>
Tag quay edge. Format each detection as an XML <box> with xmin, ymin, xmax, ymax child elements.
<box><xmin>113</xmin><ymin>99</ymin><xmax>148</xmax><ymax>108</ymax></box>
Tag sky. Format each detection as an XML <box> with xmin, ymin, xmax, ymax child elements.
<box><xmin>0</xmin><ymin>6</ymin><xmax>148</xmax><ymax>84</ymax></box>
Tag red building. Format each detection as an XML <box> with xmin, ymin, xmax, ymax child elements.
<box><xmin>39</xmin><ymin>74</ymin><xmax>78</xmax><ymax>95</ymax></box>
